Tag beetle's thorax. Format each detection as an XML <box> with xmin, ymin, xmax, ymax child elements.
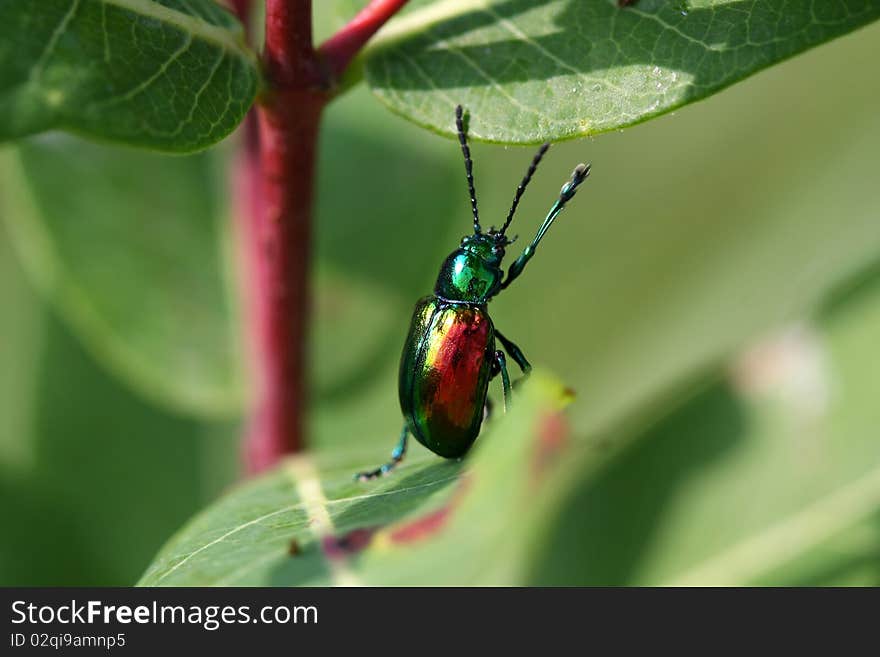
<box><xmin>434</xmin><ymin>234</ymin><xmax>505</xmax><ymax>303</ymax></box>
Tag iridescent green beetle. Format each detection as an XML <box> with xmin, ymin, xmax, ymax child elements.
<box><xmin>356</xmin><ymin>106</ymin><xmax>590</xmax><ymax>481</ymax></box>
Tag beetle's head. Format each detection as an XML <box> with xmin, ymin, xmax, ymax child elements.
<box><xmin>463</xmin><ymin>229</ymin><xmax>513</xmax><ymax>265</ymax></box>
<box><xmin>434</xmin><ymin>104</ymin><xmax>549</xmax><ymax>303</ymax></box>
<box><xmin>433</xmin><ymin>232</ymin><xmax>508</xmax><ymax>303</ymax></box>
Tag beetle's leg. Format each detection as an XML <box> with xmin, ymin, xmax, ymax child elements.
<box><xmin>495</xmin><ymin>330</ymin><xmax>532</xmax><ymax>375</ymax></box>
<box><xmin>355</xmin><ymin>424</ymin><xmax>409</xmax><ymax>482</ymax></box>
<box><xmin>485</xmin><ymin>359</ymin><xmax>499</xmax><ymax>419</ymax></box>
<box><xmin>500</xmin><ymin>163</ymin><xmax>590</xmax><ymax>291</ymax></box>
<box><xmin>494</xmin><ymin>350</ymin><xmax>512</xmax><ymax>413</ymax></box>
<box><xmin>487</xmin><ymin>350</ymin><xmax>511</xmax><ymax>413</ymax></box>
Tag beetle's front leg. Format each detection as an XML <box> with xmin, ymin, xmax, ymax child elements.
<box><xmin>492</xmin><ymin>350</ymin><xmax>512</xmax><ymax>412</ymax></box>
<box><xmin>355</xmin><ymin>424</ymin><xmax>409</xmax><ymax>482</ymax></box>
<box><xmin>495</xmin><ymin>330</ymin><xmax>531</xmax><ymax>376</ymax></box>
<box><xmin>499</xmin><ymin>163</ymin><xmax>590</xmax><ymax>291</ymax></box>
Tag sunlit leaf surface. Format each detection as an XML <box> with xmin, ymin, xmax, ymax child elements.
<box><xmin>365</xmin><ymin>0</ymin><xmax>880</xmax><ymax>142</ymax></box>
<box><xmin>0</xmin><ymin>0</ymin><xmax>258</xmax><ymax>151</ymax></box>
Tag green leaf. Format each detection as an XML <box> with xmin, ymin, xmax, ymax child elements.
<box><xmin>0</xmin><ymin>0</ymin><xmax>258</xmax><ymax>152</ymax></box>
<box><xmin>364</xmin><ymin>0</ymin><xmax>880</xmax><ymax>142</ymax></box>
<box><xmin>138</xmin><ymin>373</ymin><xmax>570</xmax><ymax>586</ymax></box>
<box><xmin>0</xmin><ymin>137</ymin><xmax>244</xmax><ymax>417</ymax></box>
<box><xmin>0</xmin><ymin>227</ymin><xmax>239</xmax><ymax>585</ymax></box>
<box><xmin>529</xmin><ymin>269</ymin><xmax>880</xmax><ymax>586</ymax></box>
<box><xmin>0</xmin><ymin>214</ymin><xmax>44</xmax><ymax>473</ymax></box>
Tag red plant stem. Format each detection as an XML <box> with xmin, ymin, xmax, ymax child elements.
<box><xmin>237</xmin><ymin>0</ymin><xmax>408</xmax><ymax>473</ymax></box>
<box><xmin>245</xmin><ymin>95</ymin><xmax>322</xmax><ymax>473</ymax></box>
<box><xmin>240</xmin><ymin>0</ymin><xmax>322</xmax><ymax>473</ymax></box>
<box><xmin>318</xmin><ymin>0</ymin><xmax>410</xmax><ymax>78</ymax></box>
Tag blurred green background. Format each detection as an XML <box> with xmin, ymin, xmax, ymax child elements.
<box><xmin>1</xmin><ymin>12</ymin><xmax>879</xmax><ymax>585</ymax></box>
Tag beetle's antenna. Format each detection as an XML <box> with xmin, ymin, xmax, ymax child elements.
<box><xmin>499</xmin><ymin>163</ymin><xmax>591</xmax><ymax>291</ymax></box>
<box><xmin>455</xmin><ymin>105</ymin><xmax>481</xmax><ymax>234</ymax></box>
<box><xmin>500</xmin><ymin>142</ymin><xmax>550</xmax><ymax>236</ymax></box>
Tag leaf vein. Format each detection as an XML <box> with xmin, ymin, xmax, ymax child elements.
<box><xmin>666</xmin><ymin>461</ymin><xmax>880</xmax><ymax>586</ymax></box>
<box><xmin>166</xmin><ymin>48</ymin><xmax>225</xmax><ymax>138</ymax></box>
<box><xmin>477</xmin><ymin>2</ymin><xmax>627</xmax><ymax>96</ymax></box>
<box><xmin>429</xmin><ymin>32</ymin><xmax>547</xmax><ymax>122</ymax></box>
<box><xmin>105</xmin><ymin>0</ymin><xmax>253</xmax><ymax>61</ymax></box>
<box><xmin>28</xmin><ymin>0</ymin><xmax>82</xmax><ymax>84</ymax></box>
<box><xmin>150</xmin><ymin>473</ymin><xmax>460</xmax><ymax>584</ymax></box>
<box><xmin>115</xmin><ymin>33</ymin><xmax>194</xmax><ymax>104</ymax></box>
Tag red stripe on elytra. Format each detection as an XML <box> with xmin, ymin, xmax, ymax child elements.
<box><xmin>426</xmin><ymin>311</ymin><xmax>489</xmax><ymax>428</ymax></box>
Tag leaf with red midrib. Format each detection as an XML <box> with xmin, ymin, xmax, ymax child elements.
<box><xmin>138</xmin><ymin>373</ymin><xmax>574</xmax><ymax>586</ymax></box>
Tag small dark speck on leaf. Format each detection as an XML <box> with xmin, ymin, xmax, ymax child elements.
<box><xmin>288</xmin><ymin>538</ymin><xmax>301</xmax><ymax>557</ymax></box>
<box><xmin>618</xmin><ymin>0</ymin><xmax>638</xmax><ymax>6</ymax></box>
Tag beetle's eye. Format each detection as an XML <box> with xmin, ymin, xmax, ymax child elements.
<box><xmin>491</xmin><ymin>245</ymin><xmax>502</xmax><ymax>255</ymax></box>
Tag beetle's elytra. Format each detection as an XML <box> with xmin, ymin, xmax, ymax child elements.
<box><xmin>356</xmin><ymin>105</ymin><xmax>590</xmax><ymax>481</ymax></box>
